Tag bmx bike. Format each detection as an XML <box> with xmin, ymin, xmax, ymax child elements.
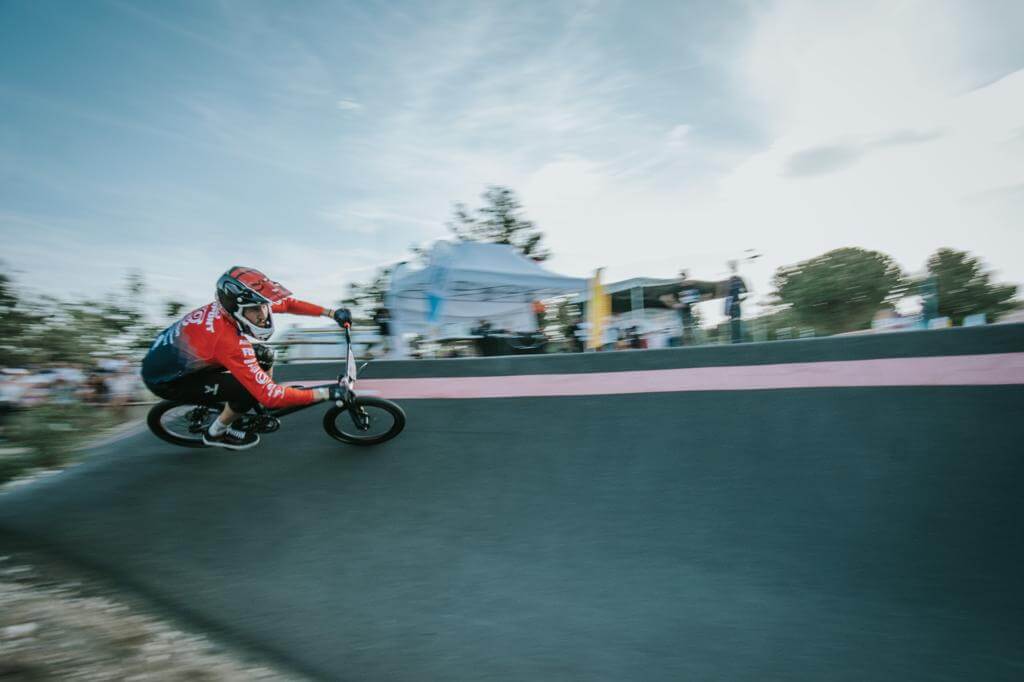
<box><xmin>146</xmin><ymin>324</ymin><xmax>405</xmax><ymax>448</ymax></box>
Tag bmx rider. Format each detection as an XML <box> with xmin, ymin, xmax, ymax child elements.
<box><xmin>141</xmin><ymin>266</ymin><xmax>351</xmax><ymax>450</ymax></box>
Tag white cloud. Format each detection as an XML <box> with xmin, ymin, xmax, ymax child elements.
<box><xmin>518</xmin><ymin>1</ymin><xmax>1023</xmax><ymax>325</ymax></box>
<box><xmin>739</xmin><ymin>0</ymin><xmax>969</xmax><ymax>140</ymax></box>
<box><xmin>668</xmin><ymin>124</ymin><xmax>692</xmax><ymax>146</ymax></box>
<box><xmin>8</xmin><ymin>0</ymin><xmax>1021</xmax><ymax>327</ymax></box>
<box><xmin>316</xmin><ymin>208</ymin><xmax>388</xmax><ymax>235</ymax></box>
<box><xmin>710</xmin><ymin>1</ymin><xmax>1024</xmax><ymax>296</ymax></box>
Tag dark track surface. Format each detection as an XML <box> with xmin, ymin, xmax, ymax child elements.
<box><xmin>1</xmin><ymin>386</ymin><xmax>1022</xmax><ymax>681</ymax></box>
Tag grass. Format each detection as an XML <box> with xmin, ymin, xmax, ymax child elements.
<box><xmin>0</xmin><ymin>403</ymin><xmax>123</xmax><ymax>485</ymax></box>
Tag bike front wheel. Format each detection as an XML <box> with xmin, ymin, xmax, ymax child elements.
<box><xmin>322</xmin><ymin>396</ymin><xmax>406</xmax><ymax>446</ymax></box>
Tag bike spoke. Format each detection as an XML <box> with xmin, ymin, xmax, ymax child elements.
<box><xmin>160</xmin><ymin>405</ymin><xmax>214</xmax><ymax>440</ymax></box>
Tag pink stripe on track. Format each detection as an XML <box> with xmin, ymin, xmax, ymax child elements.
<box><xmin>284</xmin><ymin>352</ymin><xmax>1024</xmax><ymax>400</ymax></box>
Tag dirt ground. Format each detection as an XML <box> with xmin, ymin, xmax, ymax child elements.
<box><xmin>1</xmin><ymin>418</ymin><xmax>308</xmax><ymax>682</ymax></box>
<box><xmin>0</xmin><ymin>550</ymin><xmax>308</xmax><ymax>681</ymax></box>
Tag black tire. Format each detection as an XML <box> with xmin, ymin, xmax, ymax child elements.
<box><xmin>147</xmin><ymin>400</ymin><xmax>220</xmax><ymax>448</ymax></box>
<box><xmin>323</xmin><ymin>396</ymin><xmax>406</xmax><ymax>446</ymax></box>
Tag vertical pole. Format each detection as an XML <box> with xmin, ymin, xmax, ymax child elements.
<box><xmin>630</xmin><ymin>284</ymin><xmax>644</xmax><ymax>325</ymax></box>
<box><xmin>587</xmin><ymin>268</ymin><xmax>608</xmax><ymax>351</ymax></box>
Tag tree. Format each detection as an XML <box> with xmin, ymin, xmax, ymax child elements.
<box><xmin>343</xmin><ymin>186</ymin><xmax>550</xmax><ymax>318</ymax></box>
<box><xmin>448</xmin><ymin>186</ymin><xmax>551</xmax><ymax>261</ymax></box>
<box><xmin>0</xmin><ymin>269</ymin><xmax>44</xmax><ymax>366</ymax></box>
<box><xmin>770</xmin><ymin>247</ymin><xmax>906</xmax><ymax>336</ymax></box>
<box><xmin>0</xmin><ymin>269</ymin><xmax>163</xmax><ymax>365</ymax></box>
<box><xmin>164</xmin><ymin>300</ymin><xmax>187</xmax><ymax>320</ymax></box>
<box><xmin>745</xmin><ymin>307</ymin><xmax>807</xmax><ymax>341</ymax></box>
<box><xmin>922</xmin><ymin>248</ymin><xmax>1018</xmax><ymax>325</ymax></box>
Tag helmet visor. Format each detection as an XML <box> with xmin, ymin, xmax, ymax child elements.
<box><xmin>229</xmin><ymin>267</ymin><xmax>293</xmax><ymax>303</ymax></box>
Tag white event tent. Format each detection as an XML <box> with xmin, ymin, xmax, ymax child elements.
<box><xmin>385</xmin><ymin>240</ymin><xmax>588</xmax><ymax>356</ymax></box>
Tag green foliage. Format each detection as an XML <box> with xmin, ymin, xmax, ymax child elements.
<box><xmin>0</xmin><ymin>272</ymin><xmax>45</xmax><ymax>366</ymax></box>
<box><xmin>0</xmin><ymin>267</ymin><xmax>164</xmax><ymax>365</ymax></box>
<box><xmin>922</xmin><ymin>248</ymin><xmax>1018</xmax><ymax>325</ymax></box>
<box><xmin>0</xmin><ymin>404</ymin><xmax>117</xmax><ymax>482</ymax></box>
<box><xmin>0</xmin><ymin>268</ymin><xmax>188</xmax><ymax>483</ymax></box>
<box><xmin>771</xmin><ymin>247</ymin><xmax>906</xmax><ymax>336</ymax></box>
<box><xmin>746</xmin><ymin>308</ymin><xmax>804</xmax><ymax>341</ymax></box>
<box><xmin>448</xmin><ymin>186</ymin><xmax>551</xmax><ymax>261</ymax></box>
<box><xmin>164</xmin><ymin>300</ymin><xmax>187</xmax><ymax>319</ymax></box>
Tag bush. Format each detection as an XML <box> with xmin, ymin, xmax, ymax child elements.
<box><xmin>0</xmin><ymin>404</ymin><xmax>116</xmax><ymax>482</ymax></box>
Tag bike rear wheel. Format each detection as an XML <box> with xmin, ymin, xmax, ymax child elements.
<box><xmin>323</xmin><ymin>396</ymin><xmax>406</xmax><ymax>446</ymax></box>
<box><xmin>147</xmin><ymin>400</ymin><xmax>220</xmax><ymax>448</ymax></box>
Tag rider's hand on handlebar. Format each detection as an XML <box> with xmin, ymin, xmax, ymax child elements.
<box><xmin>332</xmin><ymin>307</ymin><xmax>352</xmax><ymax>328</ymax></box>
<box><xmin>314</xmin><ymin>385</ymin><xmax>347</xmax><ymax>404</ymax></box>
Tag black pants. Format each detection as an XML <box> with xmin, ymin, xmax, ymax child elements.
<box><xmin>728</xmin><ymin>305</ymin><xmax>743</xmax><ymax>343</ymax></box>
<box><xmin>146</xmin><ymin>345</ymin><xmax>274</xmax><ymax>413</ymax></box>
<box><xmin>679</xmin><ymin>309</ymin><xmax>696</xmax><ymax>345</ymax></box>
<box><xmin>147</xmin><ymin>370</ymin><xmax>258</xmax><ymax>413</ymax></box>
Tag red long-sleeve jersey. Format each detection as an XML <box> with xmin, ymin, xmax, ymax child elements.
<box><xmin>142</xmin><ymin>298</ymin><xmax>326</xmax><ymax>408</ymax></box>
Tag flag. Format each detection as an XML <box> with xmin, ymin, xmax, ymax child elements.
<box><xmin>587</xmin><ymin>268</ymin><xmax>610</xmax><ymax>351</ymax></box>
<box><xmin>426</xmin><ymin>292</ymin><xmax>443</xmax><ymax>323</ymax></box>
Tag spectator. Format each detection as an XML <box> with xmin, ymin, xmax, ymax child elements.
<box><xmin>677</xmin><ymin>270</ymin><xmax>702</xmax><ymax>345</ymax></box>
<box><xmin>565</xmin><ymin>315</ymin><xmax>584</xmax><ymax>353</ymax></box>
<box><xmin>86</xmin><ymin>369</ymin><xmax>111</xmax><ymax>404</ymax></box>
<box><xmin>0</xmin><ymin>372</ymin><xmax>25</xmax><ymax>436</ymax></box>
<box><xmin>371</xmin><ymin>306</ymin><xmax>392</xmax><ymax>358</ymax></box>
<box><xmin>661</xmin><ymin>269</ymin><xmax>701</xmax><ymax>345</ymax></box>
<box><xmin>626</xmin><ymin>325</ymin><xmax>645</xmax><ymax>349</ymax></box>
<box><xmin>602</xmin><ymin>323</ymin><xmax>621</xmax><ymax>351</ymax></box>
<box><xmin>408</xmin><ymin>334</ymin><xmax>425</xmax><ymax>359</ymax></box>
<box><xmin>532</xmin><ymin>299</ymin><xmax>546</xmax><ymax>331</ymax></box>
<box><xmin>51</xmin><ymin>378</ymin><xmax>77</xmax><ymax>405</ymax></box>
<box><xmin>724</xmin><ymin>260</ymin><xmax>749</xmax><ymax>343</ymax></box>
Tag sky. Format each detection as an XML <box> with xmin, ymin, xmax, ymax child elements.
<box><xmin>1</xmin><ymin>0</ymin><xmax>1022</xmax><ymax>326</ymax></box>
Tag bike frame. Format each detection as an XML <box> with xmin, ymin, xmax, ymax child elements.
<box><xmin>252</xmin><ymin>323</ymin><xmax>361</xmax><ymax>421</ymax></box>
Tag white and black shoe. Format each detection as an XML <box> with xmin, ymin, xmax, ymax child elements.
<box><xmin>202</xmin><ymin>425</ymin><xmax>260</xmax><ymax>450</ymax></box>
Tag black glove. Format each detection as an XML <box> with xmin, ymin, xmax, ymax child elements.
<box><xmin>253</xmin><ymin>343</ymin><xmax>275</xmax><ymax>371</ymax></box>
<box><xmin>332</xmin><ymin>308</ymin><xmax>352</xmax><ymax>328</ymax></box>
<box><xmin>327</xmin><ymin>385</ymin><xmax>346</xmax><ymax>403</ymax></box>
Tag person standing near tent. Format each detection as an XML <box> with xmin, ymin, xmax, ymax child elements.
<box><xmin>660</xmin><ymin>270</ymin><xmax>701</xmax><ymax>346</ymax></box>
<box><xmin>371</xmin><ymin>306</ymin><xmax>392</xmax><ymax>358</ymax></box>
<box><xmin>724</xmin><ymin>260</ymin><xmax>749</xmax><ymax>343</ymax></box>
<box><xmin>532</xmin><ymin>299</ymin><xmax>546</xmax><ymax>332</ymax></box>
<box><xmin>565</xmin><ymin>308</ymin><xmax>585</xmax><ymax>353</ymax></box>
<box><xmin>676</xmin><ymin>270</ymin><xmax>701</xmax><ymax>345</ymax></box>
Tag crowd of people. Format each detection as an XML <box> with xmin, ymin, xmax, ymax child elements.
<box><xmin>0</xmin><ymin>361</ymin><xmax>145</xmax><ymax>416</ymax></box>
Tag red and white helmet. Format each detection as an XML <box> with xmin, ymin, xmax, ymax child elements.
<box><xmin>215</xmin><ymin>266</ymin><xmax>292</xmax><ymax>341</ymax></box>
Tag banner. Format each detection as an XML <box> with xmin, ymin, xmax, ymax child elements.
<box><xmin>587</xmin><ymin>268</ymin><xmax>610</xmax><ymax>351</ymax></box>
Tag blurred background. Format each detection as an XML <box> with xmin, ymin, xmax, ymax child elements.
<box><xmin>2</xmin><ymin>0</ymin><xmax>1022</xmax><ymax>480</ymax></box>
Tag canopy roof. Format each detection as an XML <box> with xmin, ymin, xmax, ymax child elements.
<box><xmin>385</xmin><ymin>241</ymin><xmax>588</xmax><ymax>343</ymax></box>
<box><xmin>389</xmin><ymin>240</ymin><xmax>587</xmax><ymax>304</ymax></box>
